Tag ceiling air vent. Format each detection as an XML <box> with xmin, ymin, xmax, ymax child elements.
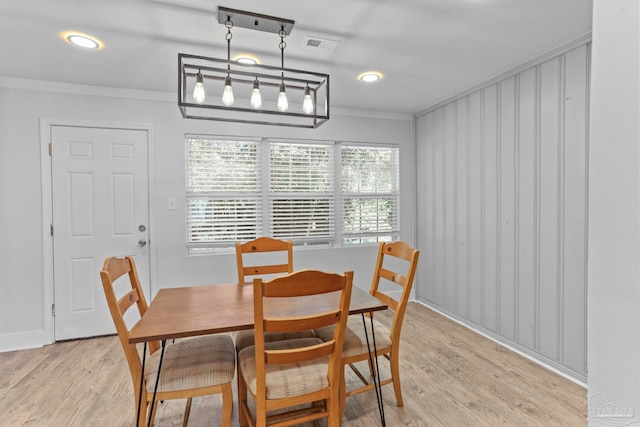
<box><xmin>307</xmin><ymin>39</ymin><xmax>322</xmax><ymax>47</ymax></box>
<box><xmin>303</xmin><ymin>35</ymin><xmax>340</xmax><ymax>51</ymax></box>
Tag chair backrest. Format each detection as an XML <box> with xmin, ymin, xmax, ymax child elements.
<box><xmin>235</xmin><ymin>237</ymin><xmax>293</xmax><ymax>284</ymax></box>
<box><xmin>100</xmin><ymin>256</ymin><xmax>159</xmax><ymax>395</ymax></box>
<box><xmin>369</xmin><ymin>241</ymin><xmax>419</xmax><ymax>342</ymax></box>
<box><xmin>253</xmin><ymin>269</ymin><xmax>353</xmax><ymax>402</ymax></box>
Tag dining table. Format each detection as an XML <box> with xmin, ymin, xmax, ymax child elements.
<box><xmin>129</xmin><ymin>281</ymin><xmax>389</xmax><ymax>427</ymax></box>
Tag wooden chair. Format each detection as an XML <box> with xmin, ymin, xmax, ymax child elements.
<box><xmin>237</xmin><ymin>269</ymin><xmax>353</xmax><ymax>427</ymax></box>
<box><xmin>315</xmin><ymin>241</ymin><xmax>419</xmax><ymax>413</ymax></box>
<box><xmin>100</xmin><ymin>256</ymin><xmax>235</xmax><ymax>427</ymax></box>
<box><xmin>235</xmin><ymin>236</ymin><xmax>293</xmax><ymax>285</ymax></box>
<box><xmin>234</xmin><ymin>237</ymin><xmax>316</xmax><ymax>352</ymax></box>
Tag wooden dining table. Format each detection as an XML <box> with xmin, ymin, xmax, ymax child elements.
<box><xmin>129</xmin><ymin>282</ymin><xmax>388</xmax><ymax>426</ymax></box>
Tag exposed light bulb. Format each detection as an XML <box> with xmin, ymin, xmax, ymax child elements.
<box><xmin>250</xmin><ymin>79</ymin><xmax>262</xmax><ymax>109</ymax></box>
<box><xmin>277</xmin><ymin>82</ymin><xmax>288</xmax><ymax>112</ymax></box>
<box><xmin>222</xmin><ymin>76</ymin><xmax>234</xmax><ymax>106</ymax></box>
<box><xmin>192</xmin><ymin>71</ymin><xmax>206</xmax><ymax>104</ymax></box>
<box><xmin>302</xmin><ymin>85</ymin><xmax>314</xmax><ymax>114</ymax></box>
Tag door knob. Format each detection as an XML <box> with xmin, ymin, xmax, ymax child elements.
<box><xmin>138</xmin><ymin>239</ymin><xmax>147</xmax><ymax>247</ymax></box>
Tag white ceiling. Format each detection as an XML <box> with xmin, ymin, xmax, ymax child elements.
<box><xmin>0</xmin><ymin>0</ymin><xmax>592</xmax><ymax>115</ymax></box>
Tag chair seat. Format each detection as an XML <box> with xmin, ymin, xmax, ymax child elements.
<box><xmin>145</xmin><ymin>334</ymin><xmax>236</xmax><ymax>393</ymax></box>
<box><xmin>238</xmin><ymin>338</ymin><xmax>329</xmax><ymax>399</ymax></box>
<box><xmin>235</xmin><ymin>329</ymin><xmax>318</xmax><ymax>351</ymax></box>
<box><xmin>315</xmin><ymin>316</ymin><xmax>392</xmax><ymax>358</ymax></box>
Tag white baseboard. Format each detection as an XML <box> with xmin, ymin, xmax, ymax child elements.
<box><xmin>0</xmin><ymin>329</ymin><xmax>47</xmax><ymax>353</ymax></box>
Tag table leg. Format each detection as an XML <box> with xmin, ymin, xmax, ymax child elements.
<box><xmin>361</xmin><ymin>314</ymin><xmax>386</xmax><ymax>427</ymax></box>
<box><xmin>136</xmin><ymin>342</ymin><xmax>147</xmax><ymax>427</ymax></box>
<box><xmin>147</xmin><ymin>340</ymin><xmax>167</xmax><ymax>427</ymax></box>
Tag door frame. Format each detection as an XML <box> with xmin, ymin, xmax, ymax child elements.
<box><xmin>40</xmin><ymin>118</ymin><xmax>157</xmax><ymax>344</ymax></box>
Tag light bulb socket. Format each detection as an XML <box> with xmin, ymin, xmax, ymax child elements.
<box><xmin>224</xmin><ymin>75</ymin><xmax>232</xmax><ymax>87</ymax></box>
<box><xmin>304</xmin><ymin>85</ymin><xmax>311</xmax><ymax>96</ymax></box>
<box><xmin>279</xmin><ymin>82</ymin><xmax>286</xmax><ymax>93</ymax></box>
<box><xmin>196</xmin><ymin>71</ymin><xmax>204</xmax><ymax>84</ymax></box>
<box><xmin>253</xmin><ymin>79</ymin><xmax>260</xmax><ymax>90</ymax></box>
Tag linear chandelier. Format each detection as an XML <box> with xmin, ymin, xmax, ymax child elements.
<box><xmin>178</xmin><ymin>7</ymin><xmax>330</xmax><ymax>129</ymax></box>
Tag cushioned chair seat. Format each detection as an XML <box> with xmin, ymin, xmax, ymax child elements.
<box><xmin>238</xmin><ymin>337</ymin><xmax>328</xmax><ymax>400</ymax></box>
<box><xmin>235</xmin><ymin>329</ymin><xmax>318</xmax><ymax>352</ymax></box>
<box><xmin>315</xmin><ymin>316</ymin><xmax>392</xmax><ymax>358</ymax></box>
<box><xmin>145</xmin><ymin>334</ymin><xmax>236</xmax><ymax>393</ymax></box>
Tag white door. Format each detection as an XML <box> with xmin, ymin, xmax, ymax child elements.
<box><xmin>51</xmin><ymin>125</ymin><xmax>150</xmax><ymax>340</ymax></box>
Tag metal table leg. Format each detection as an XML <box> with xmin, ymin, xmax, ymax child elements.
<box><xmin>136</xmin><ymin>342</ymin><xmax>147</xmax><ymax>427</ymax></box>
<box><xmin>146</xmin><ymin>340</ymin><xmax>167</xmax><ymax>427</ymax></box>
<box><xmin>361</xmin><ymin>314</ymin><xmax>386</xmax><ymax>427</ymax></box>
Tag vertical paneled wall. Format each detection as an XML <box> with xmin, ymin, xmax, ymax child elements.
<box><xmin>415</xmin><ymin>43</ymin><xmax>590</xmax><ymax>379</ymax></box>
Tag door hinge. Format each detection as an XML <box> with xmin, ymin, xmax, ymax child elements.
<box><xmin>52</xmin><ymin>303</ymin><xmax>55</xmax><ymax>316</ymax></box>
<box><xmin>48</xmin><ymin>142</ymin><xmax>52</xmax><ymax>156</ymax></box>
<box><xmin>50</xmin><ymin>224</ymin><xmax>53</xmax><ymax>236</ymax></box>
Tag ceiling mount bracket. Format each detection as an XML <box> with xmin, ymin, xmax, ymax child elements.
<box><xmin>217</xmin><ymin>7</ymin><xmax>294</xmax><ymax>35</ymax></box>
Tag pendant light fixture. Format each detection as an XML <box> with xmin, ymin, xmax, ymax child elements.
<box><xmin>276</xmin><ymin>27</ymin><xmax>289</xmax><ymax>112</ymax></box>
<box><xmin>250</xmin><ymin>78</ymin><xmax>262</xmax><ymax>109</ymax></box>
<box><xmin>192</xmin><ymin>70</ymin><xmax>205</xmax><ymax>104</ymax></box>
<box><xmin>221</xmin><ymin>19</ymin><xmax>234</xmax><ymax>106</ymax></box>
<box><xmin>178</xmin><ymin>6</ymin><xmax>330</xmax><ymax>128</ymax></box>
<box><xmin>302</xmin><ymin>84</ymin><xmax>314</xmax><ymax>114</ymax></box>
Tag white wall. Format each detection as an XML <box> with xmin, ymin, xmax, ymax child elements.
<box><xmin>0</xmin><ymin>82</ymin><xmax>414</xmax><ymax>351</ymax></box>
<box><xmin>414</xmin><ymin>41</ymin><xmax>590</xmax><ymax>381</ymax></box>
<box><xmin>587</xmin><ymin>0</ymin><xmax>640</xmax><ymax>424</ymax></box>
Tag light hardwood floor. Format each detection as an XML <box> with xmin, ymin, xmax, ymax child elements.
<box><xmin>0</xmin><ymin>303</ymin><xmax>586</xmax><ymax>426</ymax></box>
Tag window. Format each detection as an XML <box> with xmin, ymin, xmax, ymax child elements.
<box><xmin>341</xmin><ymin>144</ymin><xmax>399</xmax><ymax>245</ymax></box>
<box><xmin>186</xmin><ymin>137</ymin><xmax>261</xmax><ymax>248</ymax></box>
<box><xmin>186</xmin><ymin>135</ymin><xmax>399</xmax><ymax>251</ymax></box>
<box><xmin>270</xmin><ymin>141</ymin><xmax>335</xmax><ymax>244</ymax></box>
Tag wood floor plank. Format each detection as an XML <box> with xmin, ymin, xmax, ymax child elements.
<box><xmin>0</xmin><ymin>303</ymin><xmax>586</xmax><ymax>426</ymax></box>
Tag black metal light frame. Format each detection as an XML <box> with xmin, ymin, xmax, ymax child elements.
<box><xmin>177</xmin><ymin>7</ymin><xmax>330</xmax><ymax>129</ymax></box>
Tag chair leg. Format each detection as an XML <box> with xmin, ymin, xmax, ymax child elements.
<box><xmin>238</xmin><ymin>365</ymin><xmax>249</xmax><ymax>427</ymax></box>
<box><xmin>255</xmin><ymin>389</ymin><xmax>266</xmax><ymax>427</ymax></box>
<box><xmin>138</xmin><ymin>401</ymin><xmax>148</xmax><ymax>427</ymax></box>
<box><xmin>339</xmin><ymin>362</ymin><xmax>347</xmax><ymax>417</ymax></box>
<box><xmin>329</xmin><ymin>391</ymin><xmax>341</xmax><ymax>427</ymax></box>
<box><xmin>390</xmin><ymin>346</ymin><xmax>403</xmax><ymax>407</ymax></box>
<box><xmin>221</xmin><ymin>383</ymin><xmax>233</xmax><ymax>427</ymax></box>
<box><xmin>182</xmin><ymin>397</ymin><xmax>192</xmax><ymax>427</ymax></box>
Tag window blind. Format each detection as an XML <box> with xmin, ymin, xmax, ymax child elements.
<box><xmin>341</xmin><ymin>144</ymin><xmax>399</xmax><ymax>245</ymax></box>
<box><xmin>185</xmin><ymin>136</ymin><xmax>400</xmax><ymax>250</ymax></box>
<box><xmin>269</xmin><ymin>141</ymin><xmax>335</xmax><ymax>243</ymax></box>
<box><xmin>186</xmin><ymin>137</ymin><xmax>261</xmax><ymax>247</ymax></box>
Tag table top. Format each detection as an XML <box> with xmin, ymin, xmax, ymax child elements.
<box><xmin>129</xmin><ymin>283</ymin><xmax>387</xmax><ymax>343</ymax></box>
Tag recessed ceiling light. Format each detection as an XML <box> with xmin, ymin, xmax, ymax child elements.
<box><xmin>358</xmin><ymin>71</ymin><xmax>383</xmax><ymax>82</ymax></box>
<box><xmin>62</xmin><ymin>31</ymin><xmax>103</xmax><ymax>49</ymax></box>
<box><xmin>233</xmin><ymin>54</ymin><xmax>259</xmax><ymax>65</ymax></box>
